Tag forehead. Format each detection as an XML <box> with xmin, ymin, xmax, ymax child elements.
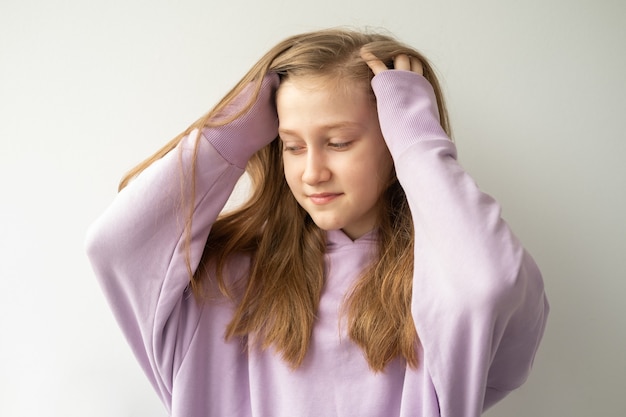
<box><xmin>276</xmin><ymin>76</ymin><xmax>375</xmax><ymax>130</ymax></box>
<box><xmin>277</xmin><ymin>74</ymin><xmax>370</xmax><ymax>99</ymax></box>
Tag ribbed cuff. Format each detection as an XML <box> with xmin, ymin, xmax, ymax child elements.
<box><xmin>371</xmin><ymin>71</ymin><xmax>449</xmax><ymax>157</ymax></box>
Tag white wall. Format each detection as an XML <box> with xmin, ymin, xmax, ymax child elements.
<box><xmin>1</xmin><ymin>0</ymin><xmax>624</xmax><ymax>415</ymax></box>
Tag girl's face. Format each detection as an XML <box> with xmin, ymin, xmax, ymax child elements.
<box><xmin>277</xmin><ymin>76</ymin><xmax>394</xmax><ymax>240</ymax></box>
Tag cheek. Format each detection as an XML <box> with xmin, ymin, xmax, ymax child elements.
<box><xmin>371</xmin><ymin>146</ymin><xmax>394</xmax><ymax>185</ymax></box>
<box><xmin>353</xmin><ymin>153</ymin><xmax>394</xmax><ymax>190</ymax></box>
<box><xmin>282</xmin><ymin>157</ymin><xmax>300</xmax><ymax>191</ymax></box>
<box><xmin>379</xmin><ymin>156</ymin><xmax>395</xmax><ymax>186</ymax></box>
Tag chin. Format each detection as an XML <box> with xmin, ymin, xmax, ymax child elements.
<box><xmin>309</xmin><ymin>218</ymin><xmax>344</xmax><ymax>232</ymax></box>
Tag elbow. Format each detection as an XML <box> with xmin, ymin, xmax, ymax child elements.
<box><xmin>468</xmin><ymin>248</ymin><xmax>546</xmax><ymax>321</ymax></box>
<box><xmin>84</xmin><ymin>214</ymin><xmax>125</xmax><ymax>274</ymax></box>
<box><xmin>84</xmin><ymin>219</ymin><xmax>105</xmax><ymax>266</ymax></box>
<box><xmin>501</xmin><ymin>249</ymin><xmax>546</xmax><ymax>314</ymax></box>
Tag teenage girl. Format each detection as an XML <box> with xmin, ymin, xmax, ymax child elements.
<box><xmin>86</xmin><ymin>28</ymin><xmax>549</xmax><ymax>417</ymax></box>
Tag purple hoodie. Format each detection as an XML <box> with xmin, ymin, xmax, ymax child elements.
<box><xmin>86</xmin><ymin>71</ymin><xmax>548</xmax><ymax>417</ymax></box>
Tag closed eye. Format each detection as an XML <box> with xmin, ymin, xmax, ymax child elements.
<box><xmin>281</xmin><ymin>142</ymin><xmax>306</xmax><ymax>153</ymax></box>
<box><xmin>328</xmin><ymin>142</ymin><xmax>352</xmax><ymax>150</ymax></box>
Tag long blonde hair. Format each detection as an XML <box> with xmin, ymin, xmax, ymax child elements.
<box><xmin>120</xmin><ymin>28</ymin><xmax>451</xmax><ymax>371</ymax></box>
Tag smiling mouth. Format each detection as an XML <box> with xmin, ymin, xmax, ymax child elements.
<box><xmin>308</xmin><ymin>193</ymin><xmax>342</xmax><ymax>205</ymax></box>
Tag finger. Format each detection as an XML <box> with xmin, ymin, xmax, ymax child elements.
<box><xmin>360</xmin><ymin>50</ymin><xmax>388</xmax><ymax>75</ymax></box>
<box><xmin>410</xmin><ymin>56</ymin><xmax>424</xmax><ymax>75</ymax></box>
<box><xmin>393</xmin><ymin>54</ymin><xmax>411</xmax><ymax>71</ymax></box>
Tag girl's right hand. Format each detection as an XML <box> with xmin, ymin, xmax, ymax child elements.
<box><xmin>214</xmin><ymin>73</ymin><xmax>279</xmax><ymax>143</ymax></box>
<box><xmin>206</xmin><ymin>73</ymin><xmax>280</xmax><ymax>168</ymax></box>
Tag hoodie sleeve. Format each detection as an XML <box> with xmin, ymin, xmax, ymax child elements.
<box><xmin>85</xmin><ymin>75</ymin><xmax>278</xmax><ymax>411</ymax></box>
<box><xmin>371</xmin><ymin>70</ymin><xmax>549</xmax><ymax>416</ymax></box>
<box><xmin>84</xmin><ymin>131</ymin><xmax>245</xmax><ymax>410</ymax></box>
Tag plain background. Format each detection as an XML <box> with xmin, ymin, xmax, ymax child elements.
<box><xmin>1</xmin><ymin>0</ymin><xmax>624</xmax><ymax>416</ymax></box>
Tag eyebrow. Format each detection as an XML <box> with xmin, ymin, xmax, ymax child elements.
<box><xmin>278</xmin><ymin>121</ymin><xmax>364</xmax><ymax>136</ymax></box>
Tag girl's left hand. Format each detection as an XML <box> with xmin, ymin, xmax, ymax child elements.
<box><xmin>360</xmin><ymin>50</ymin><xmax>424</xmax><ymax>76</ymax></box>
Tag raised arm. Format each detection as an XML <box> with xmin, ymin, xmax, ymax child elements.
<box><xmin>84</xmin><ymin>74</ymin><xmax>279</xmax><ymax>409</ymax></box>
<box><xmin>365</xmin><ymin>53</ymin><xmax>549</xmax><ymax>416</ymax></box>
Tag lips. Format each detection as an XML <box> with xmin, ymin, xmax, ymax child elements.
<box><xmin>308</xmin><ymin>193</ymin><xmax>342</xmax><ymax>205</ymax></box>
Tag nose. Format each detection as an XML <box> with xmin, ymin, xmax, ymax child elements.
<box><xmin>302</xmin><ymin>149</ymin><xmax>331</xmax><ymax>185</ymax></box>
